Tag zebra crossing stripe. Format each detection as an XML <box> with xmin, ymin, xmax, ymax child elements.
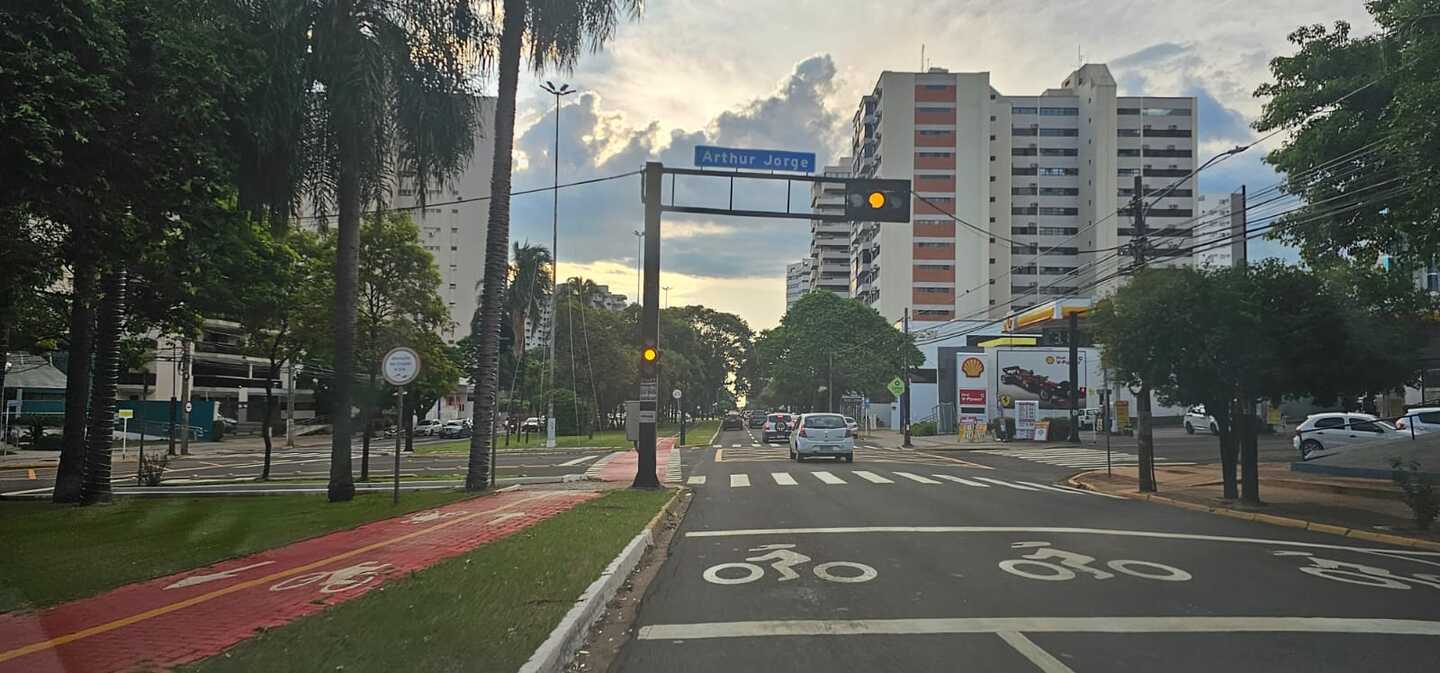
<box><xmin>712</xmin><ymin>444</ymin><xmax>721</xmax><ymax>449</ymax></box>
<box><xmin>974</xmin><ymin>476</ymin><xmax>1039</xmax><ymax>491</ymax></box>
<box><xmin>730</xmin><ymin>474</ymin><xmax>751</xmax><ymax>488</ymax></box>
<box><xmin>812</xmin><ymin>471</ymin><xmax>846</xmax><ymax>484</ymax></box>
<box><xmin>771</xmin><ymin>473</ymin><xmax>798</xmax><ymax>486</ymax></box>
<box><xmin>1046</xmin><ymin>483</ymin><xmax>1127</xmax><ymax>499</ymax></box>
<box><xmin>853</xmin><ymin>471</ymin><xmax>894</xmax><ymax>484</ymax></box>
<box><xmin>893</xmin><ymin>472</ymin><xmax>941</xmax><ymax>484</ymax></box>
<box><xmin>932</xmin><ymin>474</ymin><xmax>990</xmax><ymax>487</ymax></box>
<box><xmin>1017</xmin><ymin>480</ymin><xmax>1086</xmax><ymax>495</ymax></box>
<box><xmin>688</xmin><ymin>476</ymin><xmax>707</xmax><ymax>485</ymax></box>
<box><xmin>731</xmin><ymin>443</ymin><xmax>741</xmax><ymax>448</ymax></box>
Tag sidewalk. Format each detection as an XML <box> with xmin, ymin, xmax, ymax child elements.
<box><xmin>587</xmin><ymin>438</ymin><xmax>680</xmax><ymax>484</ymax></box>
<box><xmin>0</xmin><ymin>487</ymin><xmax>599</xmax><ymax>673</ymax></box>
<box><xmin>862</xmin><ymin>428</ymin><xmax>1079</xmax><ymax>451</ymax></box>
<box><xmin>1072</xmin><ymin>463</ymin><xmax>1440</xmax><ymax>547</ymax></box>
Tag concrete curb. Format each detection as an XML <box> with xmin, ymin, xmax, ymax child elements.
<box><xmin>1066</xmin><ymin>471</ymin><xmax>1440</xmax><ymax>552</ymax></box>
<box><xmin>517</xmin><ymin>489</ymin><xmax>682</xmax><ymax>673</ymax></box>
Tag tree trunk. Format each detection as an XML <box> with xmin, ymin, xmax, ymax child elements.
<box><xmin>81</xmin><ymin>268</ymin><xmax>125</xmax><ymax>505</ymax></box>
<box><xmin>360</xmin><ymin>368</ymin><xmax>375</xmax><ymax>481</ymax></box>
<box><xmin>54</xmin><ymin>257</ymin><xmax>97</xmax><ymax>503</ymax></box>
<box><xmin>1213</xmin><ymin>400</ymin><xmax>1238</xmax><ymax>500</ymax></box>
<box><xmin>467</xmin><ymin>0</ymin><xmax>524</xmax><ymax>491</ymax></box>
<box><xmin>1240</xmin><ymin>396</ymin><xmax>1261</xmax><ymax>505</ymax></box>
<box><xmin>1136</xmin><ymin>384</ymin><xmax>1156</xmax><ymax>492</ymax></box>
<box><xmin>326</xmin><ymin>4</ymin><xmax>361</xmax><ymax>503</ymax></box>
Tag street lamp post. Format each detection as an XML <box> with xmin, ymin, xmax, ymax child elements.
<box><xmin>540</xmin><ymin>81</ymin><xmax>575</xmax><ymax>450</ymax></box>
<box><xmin>632</xmin><ymin>230</ymin><xmax>644</xmax><ymax>305</ymax></box>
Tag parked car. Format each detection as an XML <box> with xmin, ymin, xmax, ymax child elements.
<box><xmin>414</xmin><ymin>419</ymin><xmax>443</xmax><ymax>436</ymax></box>
<box><xmin>1293</xmin><ymin>412</ymin><xmax>1403</xmax><ymax>460</ymax></box>
<box><xmin>438</xmin><ymin>420</ymin><xmax>471</xmax><ymax>439</ymax></box>
<box><xmin>521</xmin><ymin>417</ymin><xmax>542</xmax><ymax>432</ymax></box>
<box><xmin>844</xmin><ymin>416</ymin><xmax>860</xmax><ymax>434</ymax></box>
<box><xmin>1396</xmin><ymin>407</ymin><xmax>1440</xmax><ymax>435</ymax></box>
<box><xmin>722</xmin><ymin>413</ymin><xmax>743</xmax><ymax>430</ymax></box>
<box><xmin>748</xmin><ymin>412</ymin><xmax>767</xmax><ymax>429</ymax></box>
<box><xmin>762</xmin><ymin>413</ymin><xmax>793</xmax><ymax>443</ymax></box>
<box><xmin>1183</xmin><ymin>406</ymin><xmax>1218</xmax><ymax>435</ymax></box>
<box><xmin>790</xmin><ymin>412</ymin><xmax>855</xmax><ymax>463</ymax></box>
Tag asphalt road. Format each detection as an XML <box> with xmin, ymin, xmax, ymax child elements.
<box><xmin>0</xmin><ymin>442</ymin><xmax>609</xmax><ymax>497</ymax></box>
<box><xmin>615</xmin><ymin>426</ymin><xmax>1440</xmax><ymax>672</ymax></box>
<box><xmin>1088</xmin><ymin>426</ymin><xmax>1298</xmax><ymax>464</ymax></box>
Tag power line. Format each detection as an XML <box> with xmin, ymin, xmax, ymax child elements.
<box><xmin>912</xmin><ymin>193</ymin><xmax>1019</xmax><ymax>245</ymax></box>
<box><xmin>295</xmin><ymin>170</ymin><xmax>643</xmax><ymax>222</ymax></box>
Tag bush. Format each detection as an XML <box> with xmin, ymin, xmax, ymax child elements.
<box><xmin>910</xmin><ymin>420</ymin><xmax>937</xmax><ymax>436</ymax></box>
<box><xmin>137</xmin><ymin>452</ymin><xmax>169</xmax><ymax>487</ymax></box>
<box><xmin>1391</xmin><ymin>459</ymin><xmax>1438</xmax><ymax>531</ymax></box>
<box><xmin>545</xmin><ymin>389</ymin><xmax>593</xmax><ymax>436</ymax></box>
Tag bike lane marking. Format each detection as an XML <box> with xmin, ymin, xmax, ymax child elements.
<box><xmin>0</xmin><ymin>490</ymin><xmax>579</xmax><ymax>670</ymax></box>
<box><xmin>996</xmin><ymin>631</ymin><xmax>1077</xmax><ymax>673</ymax></box>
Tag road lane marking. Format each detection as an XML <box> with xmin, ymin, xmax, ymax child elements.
<box><xmin>975</xmin><ymin>477</ymin><xmax>1038</xmax><ymax>491</ymax></box>
<box><xmin>852</xmin><ymin>471</ymin><xmax>893</xmax><ymax>484</ymax></box>
<box><xmin>557</xmin><ymin>455</ymin><xmax>600</xmax><ymax>467</ymax></box>
<box><xmin>771</xmin><ymin>473</ymin><xmax>798</xmax><ymax>486</ymax></box>
<box><xmin>637</xmin><ymin>616</ymin><xmax>1440</xmax><ymax>640</ymax></box>
<box><xmin>730</xmin><ymin>474</ymin><xmax>751</xmax><ymax>488</ymax></box>
<box><xmin>893</xmin><ymin>472</ymin><xmax>941</xmax><ymax>484</ymax></box>
<box><xmin>1044</xmin><ymin>483</ymin><xmax>1126</xmax><ymax>499</ymax></box>
<box><xmin>997</xmin><ymin>631</ymin><xmax>1076</xmax><ymax>673</ymax></box>
<box><xmin>0</xmin><ymin>491</ymin><xmax>559</xmax><ymax>665</ymax></box>
<box><xmin>811</xmin><ymin>471</ymin><xmax>846</xmax><ymax>485</ymax></box>
<box><xmin>712</xmin><ymin>445</ymin><xmax>721</xmax><ymax>449</ymax></box>
<box><xmin>731</xmin><ymin>444</ymin><xmax>741</xmax><ymax>448</ymax></box>
<box><xmin>687</xmin><ymin>476</ymin><xmax>707</xmax><ymax>485</ymax></box>
<box><xmin>681</xmin><ymin>526</ymin><xmax>1440</xmax><ymax>558</ymax></box>
<box><xmin>1017</xmin><ymin>481</ymin><xmax>1088</xmax><ymax>495</ymax></box>
<box><xmin>932</xmin><ymin>474</ymin><xmax>990</xmax><ymax>487</ymax></box>
<box><xmin>751</xmin><ymin>443</ymin><xmax>761</xmax><ymax>447</ymax></box>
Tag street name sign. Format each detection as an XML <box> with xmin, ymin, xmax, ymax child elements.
<box><xmin>639</xmin><ymin>381</ymin><xmax>658</xmax><ymax>402</ymax></box>
<box><xmin>117</xmin><ymin>409</ymin><xmax>134</xmax><ymax>419</ymax></box>
<box><xmin>694</xmin><ymin>145</ymin><xmax>816</xmax><ymax>173</ymax></box>
<box><xmin>382</xmin><ymin>347</ymin><xmax>421</xmax><ymax>386</ymax></box>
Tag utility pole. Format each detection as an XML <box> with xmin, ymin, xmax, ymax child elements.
<box><xmin>540</xmin><ymin>82</ymin><xmax>573</xmax><ymax>451</ymax></box>
<box><xmin>1067</xmin><ymin>311</ymin><xmax>1080</xmax><ymax>442</ymax></box>
<box><xmin>179</xmin><ymin>339</ymin><xmax>192</xmax><ymax>456</ymax></box>
<box><xmin>901</xmin><ymin>308</ymin><xmax>913</xmax><ymax>448</ymax></box>
<box><xmin>827</xmin><ymin>351</ymin><xmax>833</xmax><ymax>413</ymax></box>
<box><xmin>285</xmin><ymin>363</ymin><xmax>297</xmax><ymax>448</ymax></box>
<box><xmin>1233</xmin><ymin>185</ymin><xmax>1260</xmax><ymax>504</ymax></box>
<box><xmin>168</xmin><ymin>341</ymin><xmax>178</xmax><ymax>456</ymax></box>
<box><xmin>1131</xmin><ymin>174</ymin><xmax>1155</xmax><ymax>492</ymax></box>
<box><xmin>633</xmin><ymin>161</ymin><xmax>663</xmax><ymax>489</ymax></box>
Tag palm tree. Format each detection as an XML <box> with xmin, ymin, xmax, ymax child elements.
<box><xmin>229</xmin><ymin>0</ymin><xmax>493</xmax><ymax>501</ymax></box>
<box><xmin>80</xmin><ymin>268</ymin><xmax>126</xmax><ymax>504</ymax></box>
<box><xmin>505</xmin><ymin>242</ymin><xmax>553</xmax><ymax>361</ymax></box>
<box><xmin>557</xmin><ymin>276</ymin><xmax>603</xmax><ymax>308</ymax></box>
<box><xmin>467</xmin><ymin>0</ymin><xmax>642</xmax><ymax>491</ymax></box>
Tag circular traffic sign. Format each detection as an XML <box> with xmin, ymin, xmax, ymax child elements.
<box><xmin>184</xmin><ymin>401</ymin><xmax>192</xmax><ymax>413</ymax></box>
<box><xmin>672</xmin><ymin>389</ymin><xmax>682</xmax><ymax>400</ymax></box>
<box><xmin>382</xmin><ymin>347</ymin><xmax>421</xmax><ymax>386</ymax></box>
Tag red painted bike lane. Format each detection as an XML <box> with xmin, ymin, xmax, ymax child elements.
<box><xmin>591</xmin><ymin>438</ymin><xmax>677</xmax><ymax>483</ymax></box>
<box><xmin>0</xmin><ymin>488</ymin><xmax>597</xmax><ymax>673</ymax></box>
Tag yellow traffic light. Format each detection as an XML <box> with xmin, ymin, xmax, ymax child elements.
<box><xmin>867</xmin><ymin>191</ymin><xmax>886</xmax><ymax>209</ymax></box>
<box><xmin>642</xmin><ymin>346</ymin><xmax>658</xmax><ymax>362</ymax></box>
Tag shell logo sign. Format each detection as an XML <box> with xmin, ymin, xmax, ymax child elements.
<box><xmin>1045</xmin><ymin>356</ymin><xmax>1056</xmax><ymax>365</ymax></box>
<box><xmin>961</xmin><ymin>357</ymin><xmax>985</xmax><ymax>378</ymax></box>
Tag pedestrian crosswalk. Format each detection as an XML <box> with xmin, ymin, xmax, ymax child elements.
<box><xmin>714</xmin><ymin>444</ymin><xmax>963</xmax><ymax>467</ymax></box>
<box><xmin>971</xmin><ymin>446</ymin><xmax>1189</xmax><ymax>470</ymax></box>
<box><xmin>684</xmin><ymin>468</ymin><xmax>1120</xmax><ymax>499</ymax></box>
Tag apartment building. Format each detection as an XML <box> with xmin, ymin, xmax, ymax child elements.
<box><xmin>1193</xmin><ymin>193</ymin><xmax>1236</xmax><ymax>269</ymax></box>
<box><xmin>849</xmin><ymin>65</ymin><xmax>1196</xmax><ymax>325</ymax></box>
<box><xmin>785</xmin><ymin>259</ymin><xmax>813</xmax><ymax>309</ymax></box>
<box><xmin>523</xmin><ymin>284</ymin><xmax>628</xmax><ymax>351</ymax></box>
<box><xmin>809</xmin><ymin>161</ymin><xmax>853</xmax><ymax>298</ymax></box>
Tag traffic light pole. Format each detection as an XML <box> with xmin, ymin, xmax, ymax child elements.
<box><xmin>901</xmin><ymin>308</ymin><xmax>913</xmax><ymax>449</ymax></box>
<box><xmin>633</xmin><ymin>161</ymin><xmax>663</xmax><ymax>489</ymax></box>
<box><xmin>1131</xmin><ymin>174</ymin><xmax>1156</xmax><ymax>492</ymax></box>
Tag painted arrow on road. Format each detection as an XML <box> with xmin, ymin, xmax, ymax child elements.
<box><xmin>164</xmin><ymin>561</ymin><xmax>275</xmax><ymax>590</ymax></box>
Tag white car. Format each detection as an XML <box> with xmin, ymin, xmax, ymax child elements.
<box><xmin>844</xmin><ymin>416</ymin><xmax>860</xmax><ymax>433</ymax></box>
<box><xmin>414</xmin><ymin>419</ymin><xmax>443</xmax><ymax>436</ymax></box>
<box><xmin>1395</xmin><ymin>407</ymin><xmax>1440</xmax><ymax>435</ymax></box>
<box><xmin>789</xmin><ymin>412</ymin><xmax>855</xmax><ymax>463</ymax></box>
<box><xmin>1183</xmin><ymin>406</ymin><xmax>1217</xmax><ymax>435</ymax></box>
<box><xmin>1292</xmin><ymin>412</ymin><xmax>1403</xmax><ymax>460</ymax></box>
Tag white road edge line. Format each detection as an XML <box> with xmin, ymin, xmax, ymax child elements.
<box><xmin>636</xmin><ymin>616</ymin><xmax>1440</xmax><ymax>640</ymax></box>
<box><xmin>680</xmin><ymin>526</ymin><xmax>1440</xmax><ymax>557</ymax></box>
<box><xmin>996</xmin><ymin>631</ymin><xmax>1076</xmax><ymax>673</ymax></box>
<box><xmin>975</xmin><ymin>477</ymin><xmax>1039</xmax><ymax>491</ymax></box>
<box><xmin>557</xmin><ymin>455</ymin><xmax>600</xmax><ymax>467</ymax></box>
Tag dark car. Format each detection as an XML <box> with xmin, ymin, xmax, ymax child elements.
<box><xmin>722</xmin><ymin>413</ymin><xmax>743</xmax><ymax>430</ymax></box>
<box><xmin>748</xmin><ymin>413</ymin><xmax>767</xmax><ymax>429</ymax></box>
<box><xmin>438</xmin><ymin>421</ymin><xmax>471</xmax><ymax>439</ymax></box>
<box><xmin>762</xmin><ymin>413</ymin><xmax>793</xmax><ymax>443</ymax></box>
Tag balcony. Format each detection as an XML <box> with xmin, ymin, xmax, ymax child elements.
<box><xmin>1143</xmin><ymin>129</ymin><xmax>1192</xmax><ymax>138</ymax></box>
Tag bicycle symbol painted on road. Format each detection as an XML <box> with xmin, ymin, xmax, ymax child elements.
<box><xmin>702</xmin><ymin>544</ymin><xmax>878</xmax><ymax>585</ymax></box>
<box><xmin>269</xmin><ymin>561</ymin><xmax>394</xmax><ymax>593</ymax></box>
<box><xmin>998</xmin><ymin>541</ymin><xmax>1193</xmax><ymax>582</ymax></box>
<box><xmin>1272</xmin><ymin>551</ymin><xmax>1440</xmax><ymax>590</ymax></box>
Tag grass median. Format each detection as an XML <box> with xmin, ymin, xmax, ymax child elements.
<box><xmin>0</xmin><ymin>490</ymin><xmax>473</xmax><ymax>613</ymax></box>
<box><xmin>417</xmin><ymin>420</ymin><xmax>716</xmax><ymax>454</ymax></box>
<box><xmin>187</xmin><ymin>488</ymin><xmax>674</xmax><ymax>673</ymax></box>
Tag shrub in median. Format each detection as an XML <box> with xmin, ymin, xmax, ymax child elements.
<box><xmin>1391</xmin><ymin>458</ymin><xmax>1438</xmax><ymax>531</ymax></box>
<box><xmin>910</xmin><ymin>420</ymin><xmax>937</xmax><ymax>436</ymax></box>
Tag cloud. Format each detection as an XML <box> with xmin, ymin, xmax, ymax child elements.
<box><xmin>1110</xmin><ymin>42</ymin><xmax>1191</xmax><ymax>69</ymax></box>
<box><xmin>506</xmin><ymin>55</ymin><xmax>848</xmax><ymax>289</ymax></box>
<box><xmin>1186</xmin><ymin>85</ymin><xmax>1253</xmax><ymax>145</ymax></box>
<box><xmin>556</xmin><ymin>259</ymin><xmax>787</xmax><ymax>330</ymax></box>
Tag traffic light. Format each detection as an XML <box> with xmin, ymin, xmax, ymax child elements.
<box><xmin>640</xmin><ymin>338</ymin><xmax>658</xmax><ymax>378</ymax></box>
<box><xmin>844</xmin><ymin>178</ymin><xmax>911</xmax><ymax>222</ymax></box>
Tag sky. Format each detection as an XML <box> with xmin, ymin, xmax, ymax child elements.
<box><xmin>482</xmin><ymin>0</ymin><xmax>1378</xmax><ymax>332</ymax></box>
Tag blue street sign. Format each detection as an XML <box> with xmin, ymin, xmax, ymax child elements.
<box><xmin>694</xmin><ymin>145</ymin><xmax>816</xmax><ymax>173</ymax></box>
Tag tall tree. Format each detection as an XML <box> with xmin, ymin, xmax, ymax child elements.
<box><xmin>468</xmin><ymin>0</ymin><xmax>642</xmax><ymax>490</ymax></box>
<box><xmin>1254</xmin><ymin>5</ymin><xmax>1440</xmax><ymax>265</ymax></box>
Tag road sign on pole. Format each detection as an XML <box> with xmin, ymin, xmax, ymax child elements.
<box><xmin>381</xmin><ymin>347</ymin><xmax>421</xmax><ymax>503</ymax></box>
<box><xmin>694</xmin><ymin>145</ymin><xmax>816</xmax><ymax>173</ymax></box>
<box><xmin>886</xmin><ymin>377</ymin><xmax>906</xmax><ymax>398</ymax></box>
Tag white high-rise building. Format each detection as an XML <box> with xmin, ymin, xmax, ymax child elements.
<box><xmin>785</xmin><ymin>259</ymin><xmax>813</xmax><ymax>310</ymax></box>
<box><xmin>809</xmin><ymin>161</ymin><xmax>852</xmax><ymax>298</ymax></box>
<box><xmin>1193</xmin><ymin>193</ymin><xmax>1236</xmax><ymax>269</ymax></box>
<box><xmin>848</xmin><ymin>65</ymin><xmax>1197</xmax><ymax>325</ymax></box>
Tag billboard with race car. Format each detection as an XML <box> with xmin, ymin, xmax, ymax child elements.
<box><xmin>987</xmin><ymin>346</ymin><xmax>1100</xmax><ymax>418</ymax></box>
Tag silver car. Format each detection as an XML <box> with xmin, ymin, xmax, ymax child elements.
<box><xmin>789</xmin><ymin>413</ymin><xmax>855</xmax><ymax>463</ymax></box>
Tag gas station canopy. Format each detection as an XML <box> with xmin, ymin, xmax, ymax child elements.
<box><xmin>1002</xmin><ymin>298</ymin><xmax>1093</xmax><ymax>334</ymax></box>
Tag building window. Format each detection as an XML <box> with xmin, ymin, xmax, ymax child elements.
<box><xmin>1117</xmin><ymin>128</ymin><xmax>1141</xmax><ymax>137</ymax></box>
<box><xmin>1142</xmin><ymin>107</ymin><xmax>1192</xmax><ymax>116</ymax></box>
<box><xmin>1038</xmin><ymin>167</ymin><xmax>1077</xmax><ymax>176</ymax></box>
<box><xmin>1118</xmin><ymin>149</ymin><xmax>1141</xmax><ymax>157</ymax></box>
<box><xmin>1012</xmin><ymin>128</ymin><xmax>1038</xmax><ymax>136</ymax></box>
<box><xmin>1039</xmin><ymin>107</ymin><xmax>1079</xmax><ymax>116</ymax></box>
<box><xmin>1038</xmin><ymin>226</ymin><xmax>1080</xmax><ymax>235</ymax></box>
<box><xmin>1038</xmin><ymin>128</ymin><xmax>1079</xmax><ymax>137</ymax></box>
<box><xmin>1038</xmin><ymin>207</ymin><xmax>1078</xmax><ymax>216</ymax></box>
<box><xmin>1039</xmin><ymin>187</ymin><xmax>1079</xmax><ymax>196</ymax></box>
<box><xmin>1118</xmin><ymin>107</ymin><xmax>1140</xmax><ymax>115</ymax></box>
<box><xmin>1012</xmin><ymin>147</ymin><xmax>1038</xmax><ymax>156</ymax></box>
<box><xmin>917</xmin><ymin>129</ymin><xmax>951</xmax><ymax>135</ymax></box>
<box><xmin>1039</xmin><ymin>148</ymin><xmax>1078</xmax><ymax>157</ymax></box>
<box><xmin>1012</xmin><ymin>106</ymin><xmax>1038</xmax><ymax>114</ymax></box>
